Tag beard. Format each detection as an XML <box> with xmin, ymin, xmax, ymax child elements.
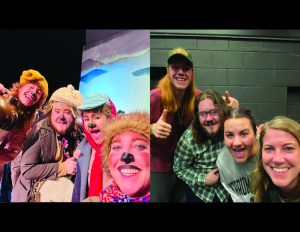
<box><xmin>49</xmin><ymin>118</ymin><xmax>74</xmax><ymax>135</ymax></box>
<box><xmin>200</xmin><ymin>122</ymin><xmax>223</xmax><ymax>139</ymax></box>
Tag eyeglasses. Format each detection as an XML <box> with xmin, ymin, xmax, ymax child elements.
<box><xmin>197</xmin><ymin>109</ymin><xmax>219</xmax><ymax>118</ymax></box>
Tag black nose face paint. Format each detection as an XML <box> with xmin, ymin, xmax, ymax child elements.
<box><xmin>88</xmin><ymin>122</ymin><xmax>96</xmax><ymax>129</ymax></box>
<box><xmin>30</xmin><ymin>92</ymin><xmax>36</xmax><ymax>98</ymax></box>
<box><xmin>121</xmin><ymin>152</ymin><xmax>134</xmax><ymax>164</ymax></box>
<box><xmin>59</xmin><ymin>116</ymin><xmax>66</xmax><ymax>122</ymax></box>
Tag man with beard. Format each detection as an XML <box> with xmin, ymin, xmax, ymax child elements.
<box><xmin>11</xmin><ymin>84</ymin><xmax>83</xmax><ymax>202</ymax></box>
<box><xmin>173</xmin><ymin>89</ymin><xmax>233</xmax><ymax>202</ymax></box>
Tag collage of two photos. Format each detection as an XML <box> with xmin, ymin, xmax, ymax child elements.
<box><xmin>0</xmin><ymin>30</ymin><xmax>300</xmax><ymax>202</ymax></box>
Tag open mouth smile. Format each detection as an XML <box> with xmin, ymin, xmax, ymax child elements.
<box><xmin>118</xmin><ymin>165</ymin><xmax>141</xmax><ymax>176</ymax></box>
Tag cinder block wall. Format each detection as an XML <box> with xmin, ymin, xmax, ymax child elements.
<box><xmin>150</xmin><ymin>30</ymin><xmax>300</xmax><ymax>124</ymax></box>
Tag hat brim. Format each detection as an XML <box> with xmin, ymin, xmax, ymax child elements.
<box><xmin>167</xmin><ymin>54</ymin><xmax>193</xmax><ymax>67</ymax></box>
<box><xmin>78</xmin><ymin>102</ymin><xmax>106</xmax><ymax>111</ymax></box>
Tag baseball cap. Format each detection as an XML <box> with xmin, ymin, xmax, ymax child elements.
<box><xmin>167</xmin><ymin>47</ymin><xmax>193</xmax><ymax>67</ymax></box>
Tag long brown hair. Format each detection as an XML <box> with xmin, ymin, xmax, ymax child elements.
<box><xmin>251</xmin><ymin>116</ymin><xmax>300</xmax><ymax>202</ymax></box>
<box><xmin>157</xmin><ymin>72</ymin><xmax>197</xmax><ymax>115</ymax></box>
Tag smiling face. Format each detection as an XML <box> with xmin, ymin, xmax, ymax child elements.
<box><xmin>198</xmin><ymin>98</ymin><xmax>221</xmax><ymax>137</ymax></box>
<box><xmin>18</xmin><ymin>83</ymin><xmax>43</xmax><ymax>107</ymax></box>
<box><xmin>50</xmin><ymin>101</ymin><xmax>74</xmax><ymax>135</ymax></box>
<box><xmin>224</xmin><ymin>117</ymin><xmax>258</xmax><ymax>164</ymax></box>
<box><xmin>167</xmin><ymin>56</ymin><xmax>193</xmax><ymax>91</ymax></box>
<box><xmin>262</xmin><ymin>128</ymin><xmax>300</xmax><ymax>192</ymax></box>
<box><xmin>109</xmin><ymin>131</ymin><xmax>150</xmax><ymax>198</ymax></box>
<box><xmin>82</xmin><ymin>110</ymin><xmax>108</xmax><ymax>145</ymax></box>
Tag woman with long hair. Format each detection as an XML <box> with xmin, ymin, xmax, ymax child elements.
<box><xmin>252</xmin><ymin>116</ymin><xmax>300</xmax><ymax>202</ymax></box>
<box><xmin>0</xmin><ymin>69</ymin><xmax>48</xmax><ymax>202</ymax></box>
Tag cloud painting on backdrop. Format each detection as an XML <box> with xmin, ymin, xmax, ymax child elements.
<box><xmin>79</xmin><ymin>30</ymin><xmax>150</xmax><ymax>114</ymax></box>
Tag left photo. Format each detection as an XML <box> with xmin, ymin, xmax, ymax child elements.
<box><xmin>0</xmin><ymin>30</ymin><xmax>150</xmax><ymax>203</ymax></box>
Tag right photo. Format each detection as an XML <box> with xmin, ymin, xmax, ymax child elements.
<box><xmin>150</xmin><ymin>30</ymin><xmax>300</xmax><ymax>203</ymax></box>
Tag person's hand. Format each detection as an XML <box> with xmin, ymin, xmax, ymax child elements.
<box><xmin>0</xmin><ymin>83</ymin><xmax>6</xmax><ymax>94</ymax></box>
<box><xmin>256</xmin><ymin>123</ymin><xmax>264</xmax><ymax>138</ymax></box>
<box><xmin>65</xmin><ymin>157</ymin><xmax>77</xmax><ymax>175</ymax></box>
<box><xmin>73</xmin><ymin>148</ymin><xmax>81</xmax><ymax>160</ymax></box>
<box><xmin>151</xmin><ymin>109</ymin><xmax>172</xmax><ymax>139</ymax></box>
<box><xmin>224</xmin><ymin>91</ymin><xmax>239</xmax><ymax>108</ymax></box>
<box><xmin>0</xmin><ymin>83</ymin><xmax>7</xmax><ymax>96</ymax></box>
<box><xmin>205</xmin><ymin>168</ymin><xmax>220</xmax><ymax>186</ymax></box>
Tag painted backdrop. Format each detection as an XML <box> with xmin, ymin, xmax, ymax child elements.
<box><xmin>79</xmin><ymin>30</ymin><xmax>150</xmax><ymax>113</ymax></box>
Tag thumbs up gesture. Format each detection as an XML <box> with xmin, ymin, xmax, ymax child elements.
<box><xmin>224</xmin><ymin>91</ymin><xmax>230</xmax><ymax>104</ymax></box>
<box><xmin>160</xmin><ymin>109</ymin><xmax>167</xmax><ymax>122</ymax></box>
<box><xmin>151</xmin><ymin>109</ymin><xmax>172</xmax><ymax>139</ymax></box>
<box><xmin>256</xmin><ymin>123</ymin><xmax>264</xmax><ymax>138</ymax></box>
<box><xmin>223</xmin><ymin>90</ymin><xmax>239</xmax><ymax>108</ymax></box>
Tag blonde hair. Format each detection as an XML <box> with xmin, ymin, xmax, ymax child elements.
<box><xmin>157</xmin><ymin>72</ymin><xmax>197</xmax><ymax>114</ymax></box>
<box><xmin>251</xmin><ymin>116</ymin><xmax>300</xmax><ymax>202</ymax></box>
<box><xmin>102</xmin><ymin>112</ymin><xmax>150</xmax><ymax>178</ymax></box>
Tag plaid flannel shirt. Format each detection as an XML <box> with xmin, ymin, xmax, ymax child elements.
<box><xmin>174</xmin><ymin>126</ymin><xmax>230</xmax><ymax>202</ymax></box>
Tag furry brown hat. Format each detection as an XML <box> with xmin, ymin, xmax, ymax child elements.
<box><xmin>102</xmin><ymin>112</ymin><xmax>150</xmax><ymax>177</ymax></box>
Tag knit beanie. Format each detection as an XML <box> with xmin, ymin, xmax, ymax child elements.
<box><xmin>49</xmin><ymin>84</ymin><xmax>83</xmax><ymax>109</ymax></box>
<box><xmin>19</xmin><ymin>69</ymin><xmax>49</xmax><ymax>105</ymax></box>
<box><xmin>102</xmin><ymin>112</ymin><xmax>150</xmax><ymax>177</ymax></box>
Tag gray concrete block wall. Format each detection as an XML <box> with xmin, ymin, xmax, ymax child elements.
<box><xmin>151</xmin><ymin>33</ymin><xmax>300</xmax><ymax>123</ymax></box>
<box><xmin>288</xmin><ymin>104</ymin><xmax>300</xmax><ymax>121</ymax></box>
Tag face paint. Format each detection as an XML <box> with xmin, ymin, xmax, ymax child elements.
<box><xmin>121</xmin><ymin>152</ymin><xmax>135</xmax><ymax>164</ymax></box>
<box><xmin>109</xmin><ymin>131</ymin><xmax>150</xmax><ymax>198</ymax></box>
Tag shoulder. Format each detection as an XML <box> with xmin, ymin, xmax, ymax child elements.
<box><xmin>150</xmin><ymin>88</ymin><xmax>162</xmax><ymax>118</ymax></box>
<box><xmin>219</xmin><ymin>146</ymin><xmax>230</xmax><ymax>158</ymax></box>
<box><xmin>179</xmin><ymin>126</ymin><xmax>194</xmax><ymax>144</ymax></box>
<box><xmin>32</xmin><ymin>117</ymin><xmax>53</xmax><ymax>136</ymax></box>
<box><xmin>26</xmin><ymin>119</ymin><xmax>47</xmax><ymax>140</ymax></box>
<box><xmin>217</xmin><ymin>146</ymin><xmax>232</xmax><ymax>167</ymax></box>
<box><xmin>150</xmin><ymin>88</ymin><xmax>161</xmax><ymax>98</ymax></box>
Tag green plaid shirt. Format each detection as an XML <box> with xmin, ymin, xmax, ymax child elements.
<box><xmin>174</xmin><ymin>126</ymin><xmax>230</xmax><ymax>202</ymax></box>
